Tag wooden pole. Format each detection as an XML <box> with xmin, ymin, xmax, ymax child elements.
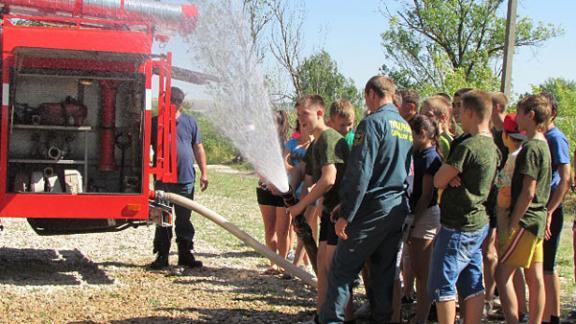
<box><xmin>501</xmin><ymin>0</ymin><xmax>518</xmax><ymax>98</ymax></box>
<box><xmin>159</xmin><ymin>191</ymin><xmax>317</xmax><ymax>288</ymax></box>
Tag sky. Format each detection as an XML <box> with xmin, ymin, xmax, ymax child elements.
<box><xmin>159</xmin><ymin>0</ymin><xmax>576</xmax><ymax>100</ymax></box>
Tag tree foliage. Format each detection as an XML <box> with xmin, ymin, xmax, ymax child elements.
<box><xmin>380</xmin><ymin>0</ymin><xmax>562</xmax><ymax>96</ymax></box>
<box><xmin>298</xmin><ymin>50</ymin><xmax>362</xmax><ymax>109</ymax></box>
<box><xmin>532</xmin><ymin>78</ymin><xmax>576</xmax><ymax>152</ymax></box>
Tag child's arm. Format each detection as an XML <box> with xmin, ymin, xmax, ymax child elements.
<box><xmin>434</xmin><ymin>163</ymin><xmax>460</xmax><ymax>189</ymax></box>
<box><xmin>288</xmin><ymin>164</ymin><xmax>336</xmax><ymax>217</ymax></box>
<box><xmin>545</xmin><ymin>163</ymin><xmax>571</xmax><ymax>239</ymax></box>
<box><xmin>413</xmin><ymin>174</ymin><xmax>434</xmax><ymax>221</ymax></box>
<box><xmin>508</xmin><ymin>174</ymin><xmax>537</xmax><ymax>233</ymax></box>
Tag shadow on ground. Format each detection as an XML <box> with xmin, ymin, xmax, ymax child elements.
<box><xmin>106</xmin><ymin>308</ymin><xmax>312</xmax><ymax>324</ymax></box>
<box><xmin>170</xmin><ymin>265</ymin><xmax>314</xmax><ymax>306</ymax></box>
<box><xmin>0</xmin><ymin>247</ymin><xmax>114</xmax><ymax>285</ymax></box>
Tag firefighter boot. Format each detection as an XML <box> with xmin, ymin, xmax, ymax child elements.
<box><xmin>177</xmin><ymin>241</ymin><xmax>203</xmax><ymax>268</ymax></box>
<box><xmin>150</xmin><ymin>227</ymin><xmax>170</xmax><ymax>270</ymax></box>
<box><xmin>149</xmin><ymin>254</ymin><xmax>169</xmax><ymax>270</ymax></box>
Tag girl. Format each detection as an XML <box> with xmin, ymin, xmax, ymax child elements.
<box><xmin>257</xmin><ymin>110</ymin><xmax>290</xmax><ymax>274</ymax></box>
<box><xmin>408</xmin><ymin>115</ymin><xmax>442</xmax><ymax>323</ymax></box>
<box><xmin>284</xmin><ymin>120</ymin><xmax>316</xmax><ymax>268</ymax></box>
<box><xmin>420</xmin><ymin>95</ymin><xmax>453</xmax><ymax>161</ymax></box>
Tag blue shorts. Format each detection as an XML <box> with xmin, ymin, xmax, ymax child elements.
<box><xmin>428</xmin><ymin>224</ymin><xmax>489</xmax><ymax>302</ymax></box>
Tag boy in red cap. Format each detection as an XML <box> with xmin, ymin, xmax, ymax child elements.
<box><xmin>496</xmin><ymin>112</ymin><xmax>527</xmax><ymax>242</ymax></box>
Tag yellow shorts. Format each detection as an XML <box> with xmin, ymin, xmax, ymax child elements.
<box><xmin>499</xmin><ymin>226</ymin><xmax>543</xmax><ymax>268</ymax></box>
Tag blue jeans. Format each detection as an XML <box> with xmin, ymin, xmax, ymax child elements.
<box><xmin>153</xmin><ymin>182</ymin><xmax>195</xmax><ymax>255</ymax></box>
<box><xmin>320</xmin><ymin>202</ymin><xmax>408</xmax><ymax>323</ymax></box>
<box><xmin>428</xmin><ymin>224</ymin><xmax>489</xmax><ymax>302</ymax></box>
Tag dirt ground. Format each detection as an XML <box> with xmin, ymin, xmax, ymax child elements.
<box><xmin>0</xmin><ymin>218</ymin><xmax>316</xmax><ymax>323</ymax></box>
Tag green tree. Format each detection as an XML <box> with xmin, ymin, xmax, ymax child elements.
<box><xmin>380</xmin><ymin>0</ymin><xmax>562</xmax><ymax>96</ymax></box>
<box><xmin>532</xmin><ymin>78</ymin><xmax>576</xmax><ymax>153</ymax></box>
<box><xmin>298</xmin><ymin>50</ymin><xmax>362</xmax><ymax>109</ymax></box>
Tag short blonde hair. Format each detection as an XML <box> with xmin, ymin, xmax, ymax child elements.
<box><xmin>421</xmin><ymin>95</ymin><xmax>451</xmax><ymax>119</ymax></box>
<box><xmin>329</xmin><ymin>99</ymin><xmax>355</xmax><ymax>121</ymax></box>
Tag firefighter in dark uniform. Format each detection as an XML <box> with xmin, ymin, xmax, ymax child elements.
<box><xmin>320</xmin><ymin>76</ymin><xmax>413</xmax><ymax>323</ymax></box>
<box><xmin>149</xmin><ymin>87</ymin><xmax>209</xmax><ymax>270</ymax></box>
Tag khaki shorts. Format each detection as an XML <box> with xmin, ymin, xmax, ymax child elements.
<box><xmin>410</xmin><ymin>205</ymin><xmax>440</xmax><ymax>240</ymax></box>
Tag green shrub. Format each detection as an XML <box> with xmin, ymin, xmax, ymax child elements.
<box><xmin>187</xmin><ymin>111</ymin><xmax>238</xmax><ymax>164</ymax></box>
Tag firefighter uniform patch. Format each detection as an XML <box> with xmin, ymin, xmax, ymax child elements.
<box><xmin>353</xmin><ymin>130</ymin><xmax>364</xmax><ymax>146</ymax></box>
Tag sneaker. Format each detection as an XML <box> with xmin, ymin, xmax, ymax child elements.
<box><xmin>149</xmin><ymin>255</ymin><xmax>169</xmax><ymax>270</ymax></box>
<box><xmin>518</xmin><ymin>313</ymin><xmax>527</xmax><ymax>323</ymax></box>
<box><xmin>287</xmin><ymin>250</ymin><xmax>296</xmax><ymax>263</ymax></box>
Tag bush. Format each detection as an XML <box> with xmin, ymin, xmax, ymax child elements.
<box><xmin>187</xmin><ymin>111</ymin><xmax>238</xmax><ymax>164</ymax></box>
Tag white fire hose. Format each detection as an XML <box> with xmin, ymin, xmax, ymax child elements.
<box><xmin>155</xmin><ymin>191</ymin><xmax>317</xmax><ymax>288</ymax></box>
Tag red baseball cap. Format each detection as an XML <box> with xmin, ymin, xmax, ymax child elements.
<box><xmin>503</xmin><ymin>112</ymin><xmax>527</xmax><ymax>140</ymax></box>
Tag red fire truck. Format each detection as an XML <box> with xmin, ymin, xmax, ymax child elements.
<box><xmin>0</xmin><ymin>0</ymin><xmax>203</xmax><ymax>235</ymax></box>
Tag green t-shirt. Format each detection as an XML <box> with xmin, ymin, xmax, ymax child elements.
<box><xmin>344</xmin><ymin>130</ymin><xmax>355</xmax><ymax>149</ymax></box>
<box><xmin>510</xmin><ymin>139</ymin><xmax>551</xmax><ymax>238</ymax></box>
<box><xmin>438</xmin><ymin>132</ymin><xmax>452</xmax><ymax>161</ymax></box>
<box><xmin>305</xmin><ymin>128</ymin><xmax>349</xmax><ymax>213</ymax></box>
<box><xmin>440</xmin><ymin>134</ymin><xmax>500</xmax><ymax>231</ymax></box>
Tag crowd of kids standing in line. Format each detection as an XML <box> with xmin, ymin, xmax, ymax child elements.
<box><xmin>256</xmin><ymin>75</ymin><xmax>576</xmax><ymax>324</ymax></box>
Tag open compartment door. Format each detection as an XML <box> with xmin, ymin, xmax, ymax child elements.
<box><xmin>150</xmin><ymin>53</ymin><xmax>177</xmax><ymax>183</ymax></box>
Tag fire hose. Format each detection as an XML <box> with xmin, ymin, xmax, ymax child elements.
<box><xmin>280</xmin><ymin>191</ymin><xmax>318</xmax><ymax>276</ymax></box>
<box><xmin>154</xmin><ymin>191</ymin><xmax>317</xmax><ymax>288</ymax></box>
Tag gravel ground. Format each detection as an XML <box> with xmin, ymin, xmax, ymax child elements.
<box><xmin>0</xmin><ymin>200</ymin><xmax>316</xmax><ymax>323</ymax></box>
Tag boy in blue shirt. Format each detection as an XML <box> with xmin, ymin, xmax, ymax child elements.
<box><xmin>541</xmin><ymin>93</ymin><xmax>571</xmax><ymax>324</ymax></box>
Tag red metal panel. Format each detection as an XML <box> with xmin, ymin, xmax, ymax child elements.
<box><xmin>0</xmin><ymin>194</ymin><xmax>148</xmax><ymax>219</ymax></box>
<box><xmin>2</xmin><ymin>24</ymin><xmax>152</xmax><ymax>55</ymax></box>
<box><xmin>149</xmin><ymin>54</ymin><xmax>177</xmax><ymax>183</ymax></box>
<box><xmin>19</xmin><ymin>57</ymin><xmax>139</xmax><ymax>73</ymax></box>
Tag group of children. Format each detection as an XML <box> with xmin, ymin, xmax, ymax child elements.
<box><xmin>260</xmin><ymin>74</ymin><xmax>575</xmax><ymax>324</ymax></box>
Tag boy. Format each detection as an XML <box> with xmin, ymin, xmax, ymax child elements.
<box><xmin>450</xmin><ymin>87</ymin><xmax>472</xmax><ymax>136</ymax></box>
<box><xmin>483</xmin><ymin>91</ymin><xmax>510</xmax><ymax>316</ymax></box>
<box><xmin>497</xmin><ymin>94</ymin><xmax>552</xmax><ymax>324</ymax></box>
<box><xmin>399</xmin><ymin>89</ymin><xmax>419</xmax><ymax>123</ymax></box>
<box><xmin>286</xmin><ymin>95</ymin><xmax>349</xmax><ymax>324</ymax></box>
<box><xmin>431</xmin><ymin>90</ymin><xmax>500</xmax><ymax>324</ymax></box>
<box><xmin>327</xmin><ymin>99</ymin><xmax>356</xmax><ymax>149</ymax></box>
<box><xmin>541</xmin><ymin>93</ymin><xmax>570</xmax><ymax>324</ymax></box>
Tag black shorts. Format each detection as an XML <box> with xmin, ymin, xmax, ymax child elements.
<box><xmin>256</xmin><ymin>187</ymin><xmax>285</xmax><ymax>207</ymax></box>
<box><xmin>319</xmin><ymin>211</ymin><xmax>338</xmax><ymax>246</ymax></box>
<box><xmin>543</xmin><ymin>205</ymin><xmax>564</xmax><ymax>273</ymax></box>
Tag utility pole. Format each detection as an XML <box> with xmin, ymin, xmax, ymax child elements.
<box><xmin>501</xmin><ymin>0</ymin><xmax>518</xmax><ymax>98</ymax></box>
